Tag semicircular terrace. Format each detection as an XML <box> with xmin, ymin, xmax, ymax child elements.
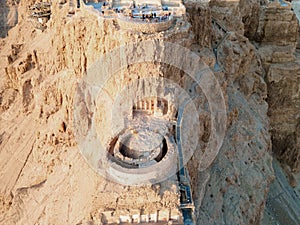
<box><xmin>117</xmin><ymin>13</ymin><xmax>174</xmax><ymax>33</ymax></box>
<box><xmin>81</xmin><ymin>0</ymin><xmax>185</xmax><ymax>33</ymax></box>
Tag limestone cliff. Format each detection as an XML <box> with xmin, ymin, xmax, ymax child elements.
<box><xmin>0</xmin><ymin>0</ymin><xmax>299</xmax><ymax>225</ymax></box>
<box><xmin>0</xmin><ymin>0</ymin><xmax>18</xmax><ymax>38</ymax></box>
<box><xmin>256</xmin><ymin>1</ymin><xmax>300</xmax><ymax>173</ymax></box>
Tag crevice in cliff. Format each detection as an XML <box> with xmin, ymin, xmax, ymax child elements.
<box><xmin>12</xmin><ymin>140</ymin><xmax>36</xmax><ymax>191</ymax></box>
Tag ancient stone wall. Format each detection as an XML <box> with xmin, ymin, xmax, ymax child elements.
<box><xmin>1</xmin><ymin>0</ymin><xmax>298</xmax><ymax>224</ymax></box>
<box><xmin>117</xmin><ymin>16</ymin><xmax>174</xmax><ymax>33</ymax></box>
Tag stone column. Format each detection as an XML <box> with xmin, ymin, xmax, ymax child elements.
<box><xmin>138</xmin><ymin>100</ymin><xmax>143</xmax><ymax>110</ymax></box>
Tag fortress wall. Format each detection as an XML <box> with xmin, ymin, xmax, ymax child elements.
<box><xmin>117</xmin><ymin>16</ymin><xmax>174</xmax><ymax>33</ymax></box>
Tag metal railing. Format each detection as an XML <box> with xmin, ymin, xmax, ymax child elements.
<box><xmin>176</xmin><ymin>98</ymin><xmax>195</xmax><ymax>225</ymax></box>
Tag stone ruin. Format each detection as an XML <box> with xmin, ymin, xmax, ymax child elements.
<box><xmin>28</xmin><ymin>2</ymin><xmax>51</xmax><ymax>30</ymax></box>
<box><xmin>82</xmin><ymin>0</ymin><xmax>186</xmax><ymax>33</ymax></box>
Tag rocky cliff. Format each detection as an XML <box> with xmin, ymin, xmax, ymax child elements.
<box><xmin>0</xmin><ymin>0</ymin><xmax>299</xmax><ymax>224</ymax></box>
<box><xmin>258</xmin><ymin>1</ymin><xmax>300</xmax><ymax>174</ymax></box>
<box><xmin>0</xmin><ymin>0</ymin><xmax>18</xmax><ymax>38</ymax></box>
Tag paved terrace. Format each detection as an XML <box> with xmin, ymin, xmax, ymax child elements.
<box><xmin>82</xmin><ymin>0</ymin><xmax>185</xmax><ymax>33</ymax></box>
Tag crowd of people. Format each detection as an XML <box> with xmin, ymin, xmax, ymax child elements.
<box><xmin>99</xmin><ymin>1</ymin><xmax>174</xmax><ymax>23</ymax></box>
<box><xmin>129</xmin><ymin>12</ymin><xmax>172</xmax><ymax>23</ymax></box>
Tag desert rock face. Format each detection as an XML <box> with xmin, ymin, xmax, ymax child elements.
<box><xmin>185</xmin><ymin>2</ymin><xmax>212</xmax><ymax>48</ymax></box>
<box><xmin>0</xmin><ymin>0</ymin><xmax>18</xmax><ymax>38</ymax></box>
<box><xmin>256</xmin><ymin>2</ymin><xmax>300</xmax><ymax>173</ymax></box>
<box><xmin>186</xmin><ymin>2</ymin><xmax>274</xmax><ymax>224</ymax></box>
<box><xmin>0</xmin><ymin>0</ymin><xmax>299</xmax><ymax>225</ymax></box>
<box><xmin>207</xmin><ymin>0</ymin><xmax>261</xmax><ymax>38</ymax></box>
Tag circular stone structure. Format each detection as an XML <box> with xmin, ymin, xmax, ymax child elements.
<box><xmin>73</xmin><ymin>40</ymin><xmax>227</xmax><ymax>185</ymax></box>
<box><xmin>117</xmin><ymin>129</ymin><xmax>163</xmax><ymax>159</ymax></box>
<box><xmin>107</xmin><ymin>134</ymin><xmax>178</xmax><ymax>184</ymax></box>
<box><xmin>109</xmin><ymin>128</ymin><xmax>168</xmax><ymax>168</ymax></box>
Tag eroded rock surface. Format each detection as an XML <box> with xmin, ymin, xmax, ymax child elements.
<box><xmin>0</xmin><ymin>0</ymin><xmax>299</xmax><ymax>224</ymax></box>
<box><xmin>257</xmin><ymin>1</ymin><xmax>300</xmax><ymax>173</ymax></box>
<box><xmin>0</xmin><ymin>0</ymin><xmax>18</xmax><ymax>38</ymax></box>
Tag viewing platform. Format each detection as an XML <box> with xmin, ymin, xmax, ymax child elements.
<box><xmin>82</xmin><ymin>0</ymin><xmax>185</xmax><ymax>33</ymax></box>
<box><xmin>117</xmin><ymin>13</ymin><xmax>174</xmax><ymax>33</ymax></box>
